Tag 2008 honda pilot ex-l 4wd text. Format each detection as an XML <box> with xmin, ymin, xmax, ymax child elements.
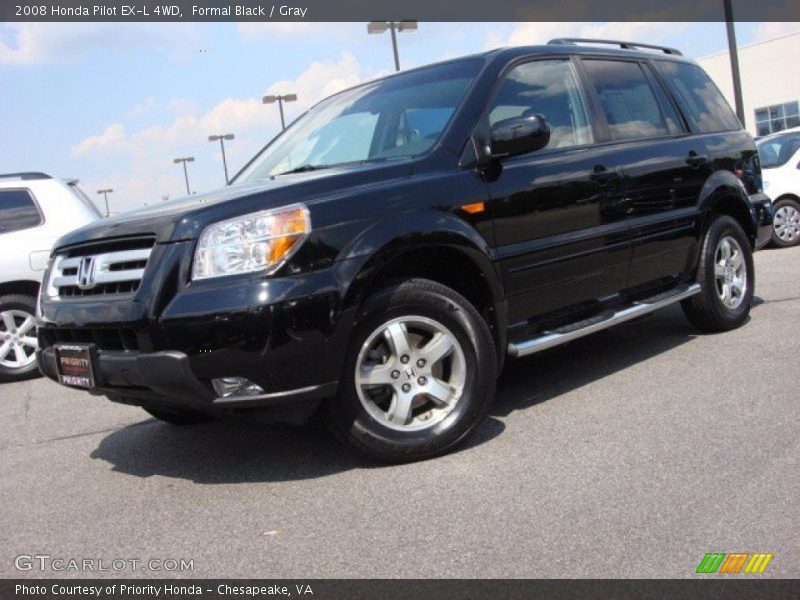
<box><xmin>37</xmin><ymin>39</ymin><xmax>773</xmax><ymax>462</ymax></box>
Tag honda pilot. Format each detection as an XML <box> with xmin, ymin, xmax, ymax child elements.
<box><xmin>37</xmin><ymin>40</ymin><xmax>773</xmax><ymax>462</ymax></box>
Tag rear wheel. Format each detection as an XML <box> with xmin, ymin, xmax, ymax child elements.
<box><xmin>771</xmin><ymin>197</ymin><xmax>800</xmax><ymax>248</ymax></box>
<box><xmin>0</xmin><ymin>294</ymin><xmax>41</xmax><ymax>383</ymax></box>
<box><xmin>682</xmin><ymin>215</ymin><xmax>754</xmax><ymax>332</ymax></box>
<box><xmin>326</xmin><ymin>278</ymin><xmax>497</xmax><ymax>463</ymax></box>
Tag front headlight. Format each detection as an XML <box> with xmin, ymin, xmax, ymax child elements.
<box><xmin>192</xmin><ymin>204</ymin><xmax>310</xmax><ymax>280</ymax></box>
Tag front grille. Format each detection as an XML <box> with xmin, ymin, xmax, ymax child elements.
<box><xmin>39</xmin><ymin>327</ymin><xmax>139</xmax><ymax>351</ymax></box>
<box><xmin>48</xmin><ymin>236</ymin><xmax>155</xmax><ymax>299</ymax></box>
<box><xmin>58</xmin><ymin>281</ymin><xmax>141</xmax><ymax>297</ymax></box>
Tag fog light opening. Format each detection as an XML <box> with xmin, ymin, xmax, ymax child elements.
<box><xmin>212</xmin><ymin>377</ymin><xmax>265</xmax><ymax>398</ymax></box>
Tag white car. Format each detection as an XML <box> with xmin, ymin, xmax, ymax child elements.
<box><xmin>757</xmin><ymin>129</ymin><xmax>800</xmax><ymax>247</ymax></box>
<box><xmin>0</xmin><ymin>172</ymin><xmax>101</xmax><ymax>381</ymax></box>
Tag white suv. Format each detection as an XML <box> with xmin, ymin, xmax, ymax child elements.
<box><xmin>757</xmin><ymin>129</ymin><xmax>800</xmax><ymax>247</ymax></box>
<box><xmin>0</xmin><ymin>172</ymin><xmax>101</xmax><ymax>381</ymax></box>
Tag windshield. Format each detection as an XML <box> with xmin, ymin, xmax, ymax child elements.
<box><xmin>758</xmin><ymin>132</ymin><xmax>800</xmax><ymax>169</ymax></box>
<box><xmin>236</xmin><ymin>58</ymin><xmax>483</xmax><ymax>181</ymax></box>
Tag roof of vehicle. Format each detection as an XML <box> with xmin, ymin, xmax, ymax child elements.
<box><xmin>480</xmin><ymin>41</ymin><xmax>692</xmax><ymax>65</ymax></box>
<box><xmin>0</xmin><ymin>172</ymin><xmax>52</xmax><ymax>181</ymax></box>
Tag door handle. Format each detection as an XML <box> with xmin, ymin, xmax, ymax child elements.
<box><xmin>590</xmin><ymin>165</ymin><xmax>620</xmax><ymax>185</ymax></box>
<box><xmin>686</xmin><ymin>151</ymin><xmax>709</xmax><ymax>168</ymax></box>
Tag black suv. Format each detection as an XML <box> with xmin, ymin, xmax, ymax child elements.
<box><xmin>38</xmin><ymin>40</ymin><xmax>773</xmax><ymax>462</ymax></box>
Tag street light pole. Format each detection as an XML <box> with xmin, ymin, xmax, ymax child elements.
<box><xmin>96</xmin><ymin>188</ymin><xmax>113</xmax><ymax>217</ymax></box>
<box><xmin>723</xmin><ymin>0</ymin><xmax>745</xmax><ymax>127</ymax></box>
<box><xmin>263</xmin><ymin>94</ymin><xmax>298</xmax><ymax>130</ymax></box>
<box><xmin>367</xmin><ymin>21</ymin><xmax>417</xmax><ymax>72</ymax></box>
<box><xmin>173</xmin><ymin>157</ymin><xmax>194</xmax><ymax>195</ymax></box>
<box><xmin>208</xmin><ymin>134</ymin><xmax>234</xmax><ymax>184</ymax></box>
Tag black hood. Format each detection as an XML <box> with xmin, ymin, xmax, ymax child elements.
<box><xmin>54</xmin><ymin>160</ymin><xmax>415</xmax><ymax>250</ymax></box>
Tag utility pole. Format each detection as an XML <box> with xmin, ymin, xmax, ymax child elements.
<box><xmin>723</xmin><ymin>0</ymin><xmax>746</xmax><ymax>127</ymax></box>
<box><xmin>263</xmin><ymin>94</ymin><xmax>298</xmax><ymax>130</ymax></box>
<box><xmin>208</xmin><ymin>134</ymin><xmax>235</xmax><ymax>184</ymax></box>
<box><xmin>367</xmin><ymin>21</ymin><xmax>418</xmax><ymax>72</ymax></box>
<box><xmin>96</xmin><ymin>188</ymin><xmax>113</xmax><ymax>217</ymax></box>
<box><xmin>173</xmin><ymin>156</ymin><xmax>194</xmax><ymax>195</ymax></box>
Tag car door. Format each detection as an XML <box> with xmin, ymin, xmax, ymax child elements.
<box><xmin>579</xmin><ymin>57</ymin><xmax>712</xmax><ymax>289</ymax></box>
<box><xmin>485</xmin><ymin>57</ymin><xmax>632</xmax><ymax>323</ymax></box>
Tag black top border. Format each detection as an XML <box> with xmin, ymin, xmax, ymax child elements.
<box><xmin>2</xmin><ymin>0</ymin><xmax>799</xmax><ymax>22</ymax></box>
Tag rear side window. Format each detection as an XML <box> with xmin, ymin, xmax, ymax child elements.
<box><xmin>656</xmin><ymin>61</ymin><xmax>741</xmax><ymax>133</ymax></box>
<box><xmin>489</xmin><ymin>59</ymin><xmax>593</xmax><ymax>150</ymax></box>
<box><xmin>581</xmin><ymin>59</ymin><xmax>679</xmax><ymax>141</ymax></box>
<box><xmin>0</xmin><ymin>189</ymin><xmax>42</xmax><ymax>233</ymax></box>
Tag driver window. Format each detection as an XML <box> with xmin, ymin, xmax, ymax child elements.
<box><xmin>489</xmin><ymin>59</ymin><xmax>593</xmax><ymax>150</ymax></box>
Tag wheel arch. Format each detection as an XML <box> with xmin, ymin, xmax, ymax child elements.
<box><xmin>0</xmin><ymin>280</ymin><xmax>40</xmax><ymax>299</ymax></box>
<box><xmin>697</xmin><ymin>171</ymin><xmax>759</xmax><ymax>247</ymax></box>
<box><xmin>339</xmin><ymin>211</ymin><xmax>507</xmax><ymax>365</ymax></box>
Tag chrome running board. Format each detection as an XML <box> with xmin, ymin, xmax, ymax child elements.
<box><xmin>507</xmin><ymin>283</ymin><xmax>701</xmax><ymax>358</ymax></box>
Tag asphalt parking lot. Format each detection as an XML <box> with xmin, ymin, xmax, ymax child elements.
<box><xmin>1</xmin><ymin>246</ymin><xmax>798</xmax><ymax>579</ymax></box>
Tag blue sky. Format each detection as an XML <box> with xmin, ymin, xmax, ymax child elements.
<box><xmin>1</xmin><ymin>21</ymin><xmax>797</xmax><ymax>213</ymax></box>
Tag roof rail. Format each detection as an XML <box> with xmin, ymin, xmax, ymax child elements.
<box><xmin>0</xmin><ymin>172</ymin><xmax>52</xmax><ymax>181</ymax></box>
<box><xmin>548</xmin><ymin>38</ymin><xmax>683</xmax><ymax>56</ymax></box>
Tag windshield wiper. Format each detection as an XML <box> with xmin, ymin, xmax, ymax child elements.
<box><xmin>277</xmin><ymin>163</ymin><xmax>328</xmax><ymax>176</ymax></box>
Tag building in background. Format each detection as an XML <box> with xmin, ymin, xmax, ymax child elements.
<box><xmin>696</xmin><ymin>31</ymin><xmax>800</xmax><ymax>137</ymax></box>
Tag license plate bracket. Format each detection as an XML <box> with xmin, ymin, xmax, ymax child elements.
<box><xmin>54</xmin><ymin>344</ymin><xmax>97</xmax><ymax>389</ymax></box>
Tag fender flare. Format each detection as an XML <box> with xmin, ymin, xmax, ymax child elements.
<box><xmin>696</xmin><ymin>170</ymin><xmax>758</xmax><ymax>240</ymax></box>
<box><xmin>338</xmin><ymin>210</ymin><xmax>505</xmax><ymax>312</ymax></box>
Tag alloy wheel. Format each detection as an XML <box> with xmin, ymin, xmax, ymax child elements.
<box><xmin>355</xmin><ymin>316</ymin><xmax>467</xmax><ymax>432</ymax></box>
<box><xmin>0</xmin><ymin>309</ymin><xmax>38</xmax><ymax>369</ymax></box>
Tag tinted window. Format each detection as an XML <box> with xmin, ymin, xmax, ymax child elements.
<box><xmin>489</xmin><ymin>59</ymin><xmax>593</xmax><ymax>149</ymax></box>
<box><xmin>656</xmin><ymin>61</ymin><xmax>741</xmax><ymax>133</ymax></box>
<box><xmin>582</xmin><ymin>59</ymin><xmax>678</xmax><ymax>141</ymax></box>
<box><xmin>0</xmin><ymin>189</ymin><xmax>42</xmax><ymax>233</ymax></box>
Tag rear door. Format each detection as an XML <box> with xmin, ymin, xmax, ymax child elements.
<box><xmin>578</xmin><ymin>57</ymin><xmax>710</xmax><ymax>289</ymax></box>
<box><xmin>484</xmin><ymin>57</ymin><xmax>632</xmax><ymax>323</ymax></box>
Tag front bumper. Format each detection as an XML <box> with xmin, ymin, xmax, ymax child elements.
<box><xmin>37</xmin><ymin>347</ymin><xmax>338</xmax><ymax>412</ymax></box>
<box><xmin>749</xmin><ymin>192</ymin><xmax>773</xmax><ymax>250</ymax></box>
<box><xmin>37</xmin><ymin>242</ymin><xmax>361</xmax><ymax>414</ymax></box>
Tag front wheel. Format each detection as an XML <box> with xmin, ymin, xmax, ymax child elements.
<box><xmin>681</xmin><ymin>215</ymin><xmax>754</xmax><ymax>332</ymax></box>
<box><xmin>326</xmin><ymin>278</ymin><xmax>498</xmax><ymax>463</ymax></box>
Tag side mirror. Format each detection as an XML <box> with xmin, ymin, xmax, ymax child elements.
<box><xmin>490</xmin><ymin>114</ymin><xmax>550</xmax><ymax>158</ymax></box>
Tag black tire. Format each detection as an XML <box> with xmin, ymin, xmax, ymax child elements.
<box><xmin>681</xmin><ymin>215</ymin><xmax>754</xmax><ymax>332</ymax></box>
<box><xmin>0</xmin><ymin>294</ymin><xmax>42</xmax><ymax>383</ymax></box>
<box><xmin>143</xmin><ymin>406</ymin><xmax>215</xmax><ymax>425</ymax></box>
<box><xmin>326</xmin><ymin>278</ymin><xmax>498</xmax><ymax>463</ymax></box>
<box><xmin>770</xmin><ymin>197</ymin><xmax>800</xmax><ymax>248</ymax></box>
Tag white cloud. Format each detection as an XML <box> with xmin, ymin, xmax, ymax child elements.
<box><xmin>0</xmin><ymin>23</ymin><xmax>198</xmax><ymax>65</ymax></box>
<box><xmin>68</xmin><ymin>52</ymin><xmax>366</xmax><ymax>213</ymax></box>
<box><xmin>71</xmin><ymin>123</ymin><xmax>128</xmax><ymax>157</ymax></box>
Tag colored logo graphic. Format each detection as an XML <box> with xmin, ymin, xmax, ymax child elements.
<box><xmin>696</xmin><ymin>552</ymin><xmax>773</xmax><ymax>574</ymax></box>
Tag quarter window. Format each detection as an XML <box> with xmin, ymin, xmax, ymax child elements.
<box><xmin>489</xmin><ymin>59</ymin><xmax>593</xmax><ymax>150</ymax></box>
<box><xmin>0</xmin><ymin>189</ymin><xmax>42</xmax><ymax>233</ymax></box>
<box><xmin>582</xmin><ymin>59</ymin><xmax>679</xmax><ymax>141</ymax></box>
<box><xmin>656</xmin><ymin>60</ymin><xmax>741</xmax><ymax>134</ymax></box>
